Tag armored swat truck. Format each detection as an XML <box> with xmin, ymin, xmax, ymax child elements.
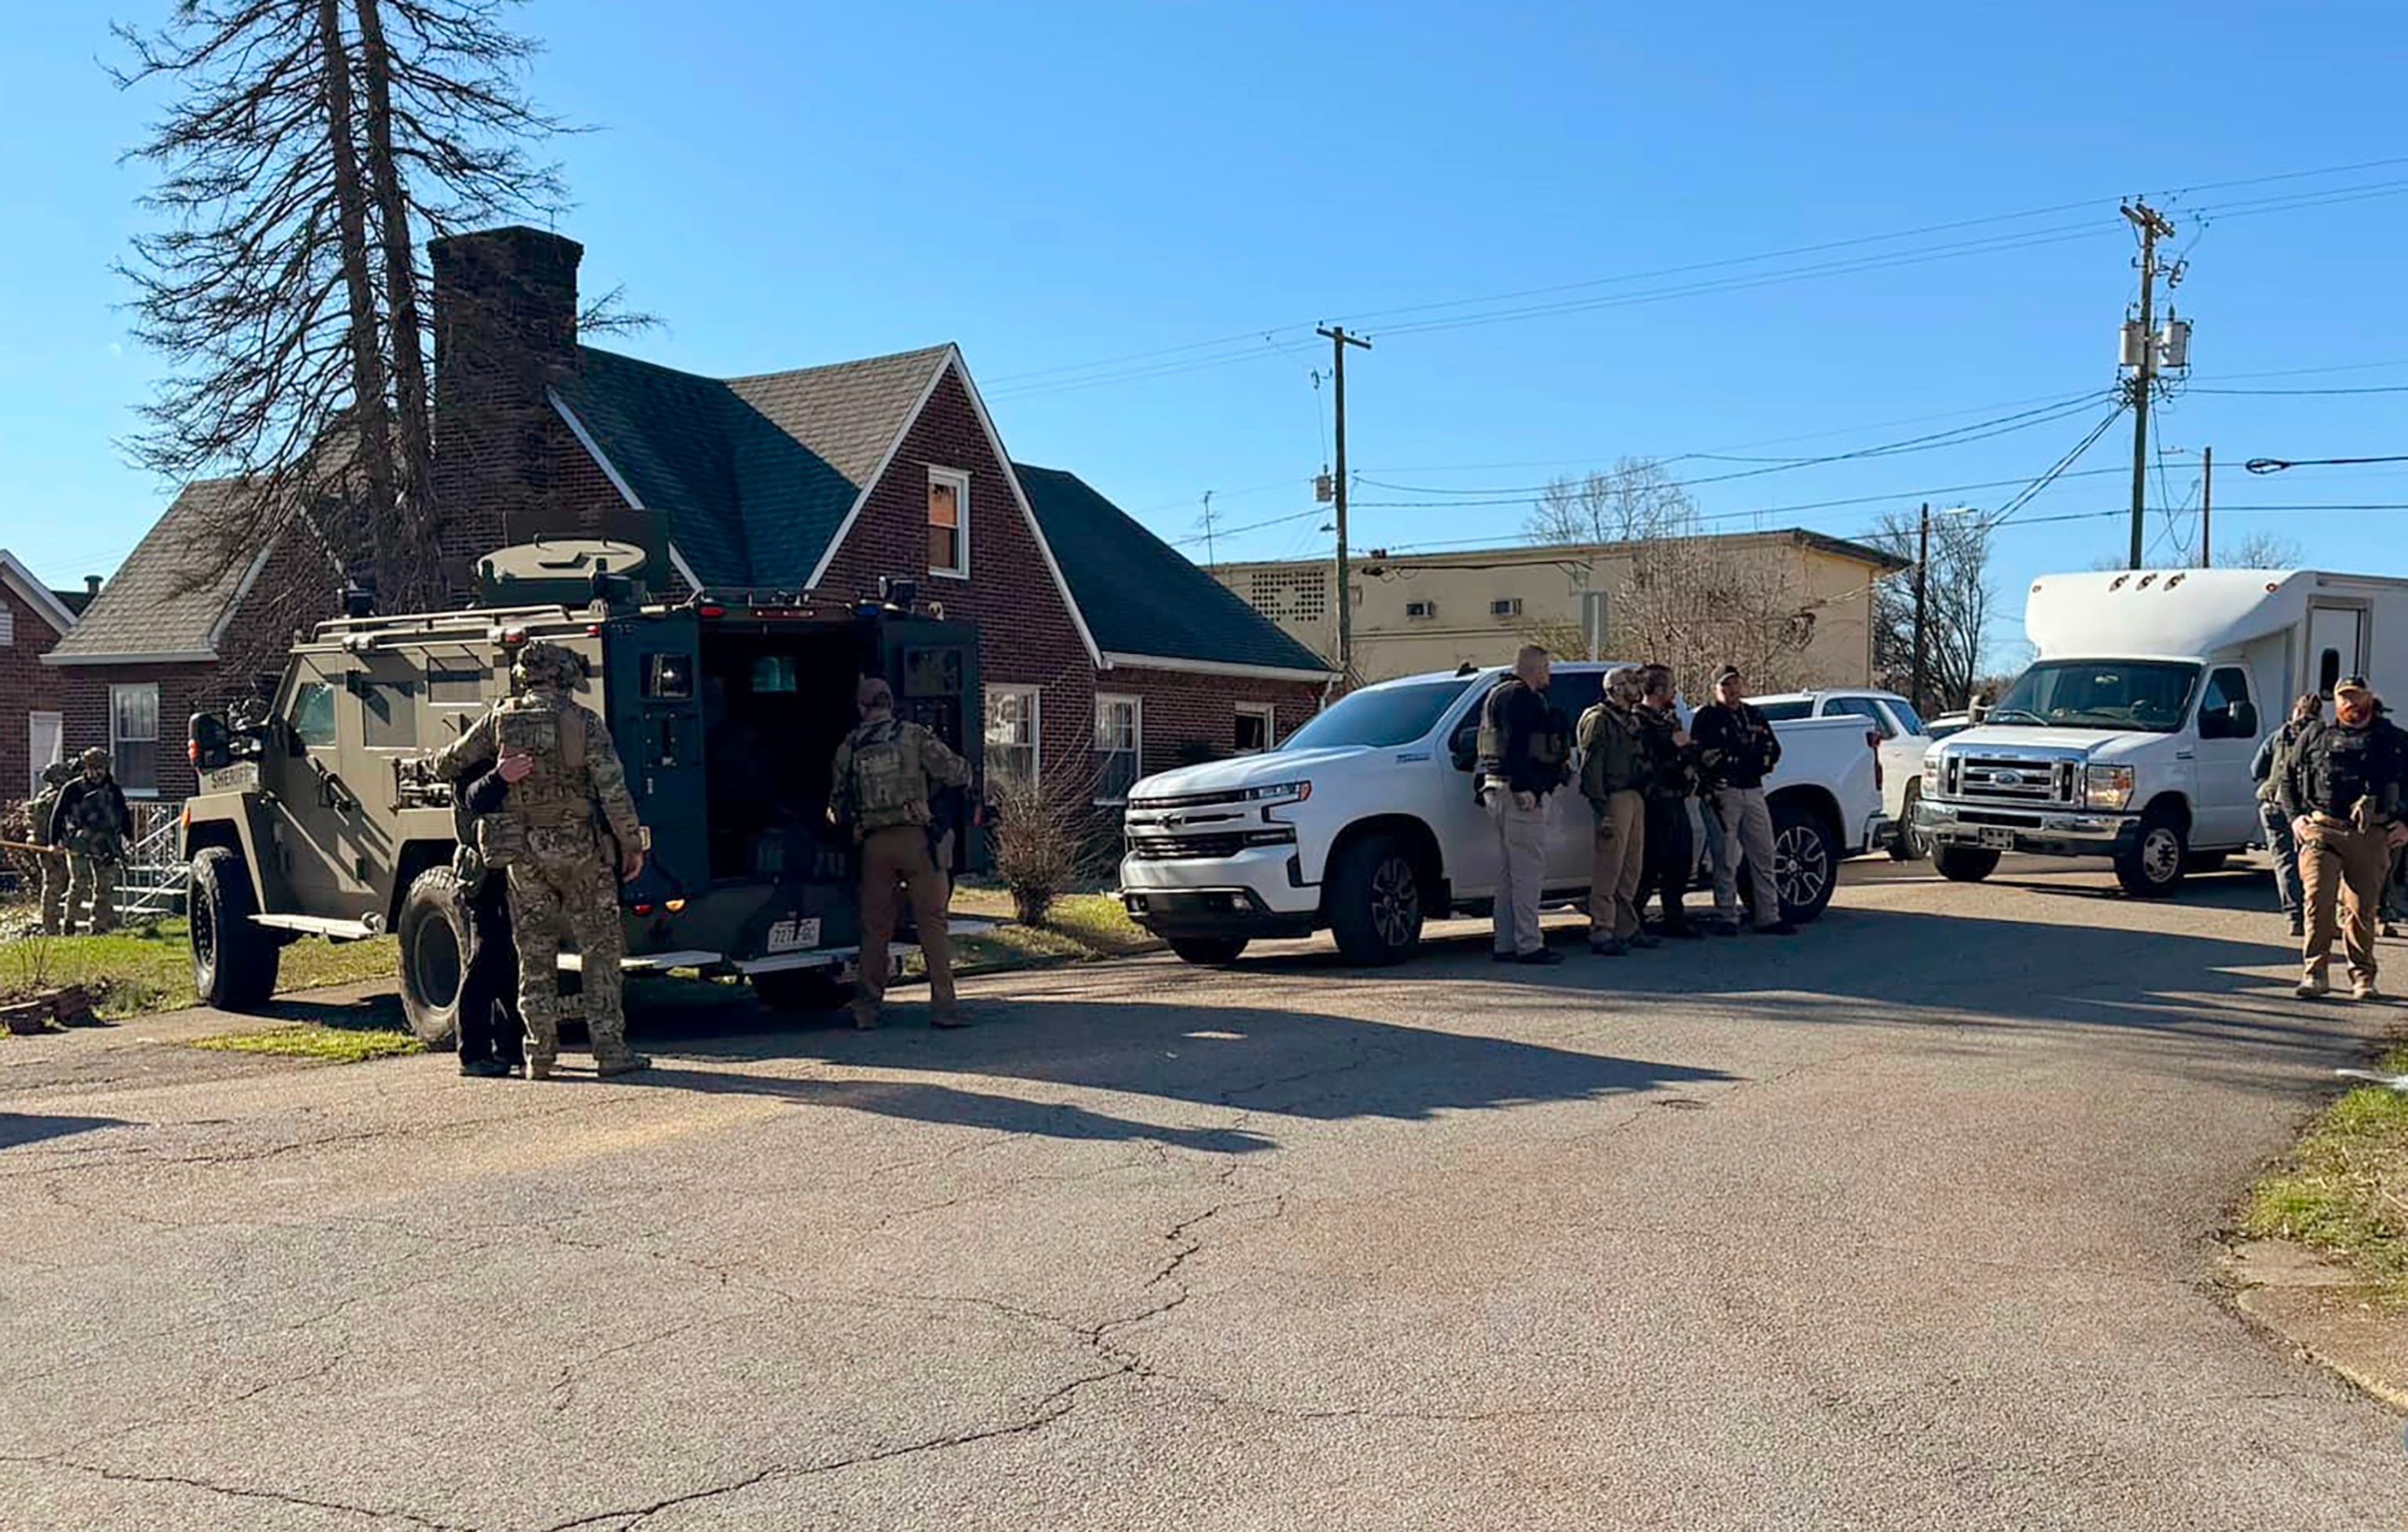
<box><xmin>180</xmin><ymin>541</ymin><xmax>985</xmax><ymax>1040</ymax></box>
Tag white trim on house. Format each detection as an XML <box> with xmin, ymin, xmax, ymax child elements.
<box><xmin>109</xmin><ymin>680</ymin><xmax>162</xmax><ymax>799</ymax></box>
<box><xmin>0</xmin><ymin>550</ymin><xmax>79</xmax><ymax>636</ymax></box>
<box><xmin>551</xmin><ymin>390</ymin><xmax>648</xmax><ymax>514</ymax></box>
<box><xmin>943</xmin><ymin>348</ymin><xmax>1106</xmax><ymax>668</ymax></box>
<box><xmin>1098</xmin><ymin>650</ymin><xmax>1338</xmax><ymax>684</ymax></box>
<box><xmin>665</xmin><ymin>544</ymin><xmax>705</xmax><ymax>595</ymax></box>
<box><xmin>45</xmin><ymin>648</ymin><xmax>219</xmax><ymax>667</ymax></box>
<box><xmin>204</xmin><ymin>539</ymin><xmax>281</xmax><ymax>655</ymax></box>
<box><xmin>801</xmin><ymin>358</ymin><xmax>953</xmax><ymax>595</ymax></box>
<box><xmin>1093</xmin><ymin>691</ymin><xmax>1143</xmax><ymax>807</ymax></box>
<box><xmin>927</xmin><ymin>465</ymin><xmax>971</xmax><ymax>580</ymax></box>
<box><xmin>985</xmin><ymin>681</ymin><xmax>1041</xmax><ymax>791</ymax></box>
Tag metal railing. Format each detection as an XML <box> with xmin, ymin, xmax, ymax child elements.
<box><xmin>116</xmin><ymin>801</ymin><xmax>187</xmax><ymax>920</ymax></box>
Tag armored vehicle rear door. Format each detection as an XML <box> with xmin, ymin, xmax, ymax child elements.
<box><xmin>880</xmin><ymin>620</ymin><xmax>984</xmax><ymax>875</ymax></box>
<box><xmin>600</xmin><ymin>613</ymin><xmax>706</xmax><ymax>891</ymax></box>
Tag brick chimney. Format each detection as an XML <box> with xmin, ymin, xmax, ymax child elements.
<box><xmin>429</xmin><ymin>226</ymin><xmax>584</xmax><ymax>579</ymax></box>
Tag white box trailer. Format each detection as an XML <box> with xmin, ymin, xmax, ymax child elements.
<box><xmin>1914</xmin><ymin>568</ymin><xmax>2408</xmax><ymax>897</ymax></box>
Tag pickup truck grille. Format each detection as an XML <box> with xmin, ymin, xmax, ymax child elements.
<box><xmin>1125</xmin><ymin>829</ymin><xmax>1295</xmax><ymax>862</ymax></box>
<box><xmin>1941</xmin><ymin>753</ymin><xmax>2078</xmax><ymax>807</ymax></box>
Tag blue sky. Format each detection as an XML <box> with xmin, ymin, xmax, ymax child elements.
<box><xmin>7</xmin><ymin>1</ymin><xmax>2408</xmax><ymax>668</ymax></box>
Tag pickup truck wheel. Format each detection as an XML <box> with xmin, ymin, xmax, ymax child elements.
<box><xmin>750</xmin><ymin>969</ymin><xmax>854</xmax><ymax>1013</ymax></box>
<box><xmin>1767</xmin><ymin>803</ymin><xmax>1840</xmax><ymax>924</ymax></box>
<box><xmin>1169</xmin><ymin>937</ymin><xmax>1249</xmax><ymax>966</ymax></box>
<box><xmin>190</xmin><ymin>847</ymin><xmax>279</xmax><ymax>1011</ymax></box>
<box><xmin>2115</xmin><ymin>804</ymin><xmax>2189</xmax><ymax>899</ymax></box>
<box><xmin>1889</xmin><ymin>784</ymin><xmax>1929</xmax><ymax>862</ymax></box>
<box><xmin>1933</xmin><ymin>845</ymin><xmax>2000</xmax><ymax>883</ymax></box>
<box><xmin>1326</xmin><ymin>835</ymin><xmax>1424</xmax><ymax>966</ymax></box>
<box><xmin>397</xmin><ymin>868</ymin><xmax>512</xmax><ymax>1047</ymax></box>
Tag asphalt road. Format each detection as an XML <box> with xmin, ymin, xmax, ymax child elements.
<box><xmin>4</xmin><ymin>857</ymin><xmax>2406</xmax><ymax>1530</ymax></box>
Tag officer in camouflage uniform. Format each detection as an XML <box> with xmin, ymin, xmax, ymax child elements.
<box><xmin>430</xmin><ymin>641</ymin><xmax>649</xmax><ymax>1078</ymax></box>
<box><xmin>27</xmin><ymin>761</ymin><xmax>73</xmax><ymax>935</ymax></box>
<box><xmin>829</xmin><ymin>675</ymin><xmax>970</xmax><ymax>1029</ymax></box>
<box><xmin>50</xmin><ymin>748</ymin><xmax>131</xmax><ymax>935</ymax></box>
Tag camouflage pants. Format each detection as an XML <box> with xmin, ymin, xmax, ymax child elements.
<box><xmin>505</xmin><ymin>852</ymin><xmax>628</xmax><ymax>1066</ymax></box>
<box><xmin>36</xmin><ymin>851</ymin><xmax>68</xmax><ymax>935</ymax></box>
<box><xmin>64</xmin><ymin>855</ymin><xmax>117</xmax><ymax>935</ymax></box>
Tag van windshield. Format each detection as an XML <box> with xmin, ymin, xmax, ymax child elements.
<box><xmin>1281</xmin><ymin>678</ymin><xmax>1474</xmax><ymax>751</ymax></box>
<box><xmin>1990</xmin><ymin>660</ymin><xmax>2200</xmax><ymax>733</ymax></box>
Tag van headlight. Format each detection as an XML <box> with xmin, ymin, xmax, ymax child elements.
<box><xmin>2085</xmin><ymin>764</ymin><xmax>2135</xmax><ymax>811</ymax></box>
<box><xmin>1921</xmin><ymin>754</ymin><xmax>1940</xmax><ymax>789</ymax></box>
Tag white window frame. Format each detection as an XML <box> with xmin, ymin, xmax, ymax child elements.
<box><xmin>110</xmin><ymin>681</ymin><xmax>161</xmax><ymax>799</ymax></box>
<box><xmin>1093</xmin><ymin>692</ymin><xmax>1142</xmax><ymax>805</ymax></box>
<box><xmin>27</xmin><ymin>711</ymin><xmax>62</xmax><ymax>797</ymax></box>
<box><xmin>928</xmin><ymin>466</ymin><xmax>971</xmax><ymax>580</ymax></box>
<box><xmin>1235</xmin><ymin>702</ymin><xmax>1275</xmax><ymax>756</ymax></box>
<box><xmin>985</xmin><ymin>684</ymin><xmax>1041</xmax><ymax>793</ymax></box>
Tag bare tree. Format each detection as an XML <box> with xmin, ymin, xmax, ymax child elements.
<box><xmin>1525</xmin><ymin>458</ymin><xmax>1700</xmax><ymax>546</ymax></box>
<box><xmin>2219</xmin><ymin>530</ymin><xmax>2304</xmax><ymax>570</ymax></box>
<box><xmin>1866</xmin><ymin>509</ymin><xmax>1994</xmax><ymax>712</ymax></box>
<box><xmin>1612</xmin><ymin>535</ymin><xmax>1828</xmax><ymax>696</ymax></box>
<box><xmin>114</xmin><ymin>0</ymin><xmax>578</xmax><ymax>612</ymax></box>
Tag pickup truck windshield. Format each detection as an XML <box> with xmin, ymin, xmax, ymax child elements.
<box><xmin>1282</xmin><ymin>677</ymin><xmax>1474</xmax><ymax>751</ymax></box>
<box><xmin>1992</xmin><ymin>660</ymin><xmax>2200</xmax><ymax>733</ymax></box>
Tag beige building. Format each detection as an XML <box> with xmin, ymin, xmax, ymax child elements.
<box><xmin>1214</xmin><ymin>529</ymin><xmax>1906</xmax><ymax>687</ymax></box>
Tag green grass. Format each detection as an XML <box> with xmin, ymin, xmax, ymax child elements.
<box><xmin>0</xmin><ymin>917</ymin><xmax>398</xmax><ymax>1024</ymax></box>
<box><xmin>189</xmin><ymin>1024</ymin><xmax>425</xmax><ymax>1064</ymax></box>
<box><xmin>2243</xmin><ymin>1041</ymin><xmax>2408</xmax><ymax>1304</ymax></box>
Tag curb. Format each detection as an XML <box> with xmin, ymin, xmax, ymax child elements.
<box><xmin>2220</xmin><ymin>1239</ymin><xmax>2408</xmax><ymax>1413</ymax></box>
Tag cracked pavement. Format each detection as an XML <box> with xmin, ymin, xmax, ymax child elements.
<box><xmin>3</xmin><ymin>859</ymin><xmax>2405</xmax><ymax>1529</ymax></box>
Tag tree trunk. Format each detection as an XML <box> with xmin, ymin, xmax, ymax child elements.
<box><xmin>352</xmin><ymin>0</ymin><xmax>437</xmax><ymax>608</ymax></box>
<box><xmin>316</xmin><ymin>0</ymin><xmax>397</xmax><ymax>590</ymax></box>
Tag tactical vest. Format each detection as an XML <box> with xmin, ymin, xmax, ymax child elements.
<box><xmin>28</xmin><ymin>785</ymin><xmax>61</xmax><ymax>848</ymax></box>
<box><xmin>846</xmin><ymin>720</ymin><xmax>933</xmax><ymax>832</ymax></box>
<box><xmin>1578</xmin><ymin>703</ymin><xmax>1646</xmax><ymax>802</ymax></box>
<box><xmin>492</xmin><ymin>694</ymin><xmax>592</xmax><ymax>831</ymax></box>
<box><xmin>2301</xmin><ymin>721</ymin><xmax>2406</xmax><ymax>821</ymax></box>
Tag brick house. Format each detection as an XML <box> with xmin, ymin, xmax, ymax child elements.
<box><xmin>45</xmin><ymin>224</ymin><xmax>1331</xmax><ymax>808</ymax></box>
<box><xmin>1</xmin><ymin>550</ymin><xmax>90</xmax><ymax>799</ymax></box>
<box><xmin>427</xmin><ymin>224</ymin><xmax>1334</xmax><ymax>806</ymax></box>
<box><xmin>39</xmin><ymin>484</ymin><xmax>341</xmax><ymax>802</ymax></box>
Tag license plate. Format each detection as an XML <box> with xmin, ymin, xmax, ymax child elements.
<box><xmin>1978</xmin><ymin>827</ymin><xmax>2015</xmax><ymax>851</ymax></box>
<box><xmin>764</xmin><ymin>917</ymin><xmax>821</xmax><ymax>953</ymax></box>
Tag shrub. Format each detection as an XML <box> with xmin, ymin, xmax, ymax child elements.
<box><xmin>989</xmin><ymin>779</ymin><xmax>1080</xmax><ymax>926</ymax></box>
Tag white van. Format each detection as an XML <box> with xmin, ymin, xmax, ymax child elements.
<box><xmin>1916</xmin><ymin>568</ymin><xmax>2408</xmax><ymax>896</ymax></box>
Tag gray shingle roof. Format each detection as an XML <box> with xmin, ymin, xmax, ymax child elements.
<box><xmin>46</xmin><ymin>480</ymin><xmax>264</xmax><ymax>660</ymax></box>
<box><xmin>1014</xmin><ymin>465</ymin><xmax>1333</xmax><ymax>677</ymax></box>
<box><xmin>556</xmin><ymin>345</ymin><xmax>949</xmax><ymax>586</ymax></box>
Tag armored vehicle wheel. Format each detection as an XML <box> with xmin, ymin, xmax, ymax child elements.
<box><xmin>190</xmin><ymin>848</ymin><xmax>279</xmax><ymax>1011</ymax></box>
<box><xmin>1933</xmin><ymin>845</ymin><xmax>2000</xmax><ymax>883</ymax></box>
<box><xmin>1168</xmin><ymin>937</ymin><xmax>1249</xmax><ymax>966</ymax></box>
<box><xmin>750</xmin><ymin>968</ymin><xmax>854</xmax><ymax>1014</ymax></box>
<box><xmin>397</xmin><ymin>868</ymin><xmax>513</xmax><ymax>1048</ymax></box>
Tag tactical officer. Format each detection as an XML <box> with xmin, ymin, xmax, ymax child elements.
<box><xmin>1694</xmin><ymin>666</ymin><xmax>1793</xmax><ymax>937</ymax></box>
<box><xmin>49</xmin><ymin>749</ymin><xmax>131</xmax><ymax>935</ymax></box>
<box><xmin>430</xmin><ymin>640</ymin><xmax>649</xmax><ymax>1078</ymax></box>
<box><xmin>1576</xmin><ymin>666</ymin><xmax>1654</xmax><ymax>957</ymax></box>
<box><xmin>2279</xmin><ymin>677</ymin><xmax>2408</xmax><ymax>1001</ymax></box>
<box><xmin>2251</xmin><ymin>694</ymin><xmax>2323</xmax><ymax>938</ymax></box>
<box><xmin>27</xmin><ymin>761</ymin><xmax>73</xmax><ymax>935</ymax></box>
<box><xmin>1634</xmin><ymin>665</ymin><xmax>1703</xmax><ymax>939</ymax></box>
<box><xmin>1476</xmin><ymin>645</ymin><xmax>1572</xmax><ymax>965</ymax></box>
<box><xmin>830</xmin><ymin>676</ymin><xmax>971</xmax><ymax>1029</ymax></box>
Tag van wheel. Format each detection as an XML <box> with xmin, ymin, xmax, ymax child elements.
<box><xmin>1326</xmin><ymin>834</ymin><xmax>1424</xmax><ymax>966</ymax></box>
<box><xmin>2116</xmin><ymin>804</ymin><xmax>2189</xmax><ymax>899</ymax></box>
<box><xmin>1169</xmin><ymin>937</ymin><xmax>1249</xmax><ymax>966</ymax></box>
<box><xmin>190</xmin><ymin>847</ymin><xmax>279</xmax><ymax>1011</ymax></box>
<box><xmin>750</xmin><ymin>969</ymin><xmax>854</xmax><ymax>1013</ymax></box>
<box><xmin>1934</xmin><ymin>845</ymin><xmax>2000</xmax><ymax>883</ymax></box>
<box><xmin>397</xmin><ymin>868</ymin><xmax>512</xmax><ymax>1047</ymax></box>
<box><xmin>1889</xmin><ymin>785</ymin><xmax>1928</xmax><ymax>862</ymax></box>
<box><xmin>1766</xmin><ymin>802</ymin><xmax>1840</xmax><ymax>924</ymax></box>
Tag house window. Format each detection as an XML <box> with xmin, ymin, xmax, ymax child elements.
<box><xmin>928</xmin><ymin>467</ymin><xmax>970</xmax><ymax>579</ymax></box>
<box><xmin>1094</xmin><ymin>693</ymin><xmax>1141</xmax><ymax>804</ymax></box>
<box><xmin>110</xmin><ymin>683</ymin><xmax>160</xmax><ymax>797</ymax></box>
<box><xmin>1491</xmin><ymin>597</ymin><xmax>1523</xmax><ymax>619</ymax></box>
<box><xmin>1405</xmin><ymin>600</ymin><xmax>1437</xmax><ymax>621</ymax></box>
<box><xmin>986</xmin><ymin>685</ymin><xmax>1040</xmax><ymax>792</ymax></box>
<box><xmin>1235</xmin><ymin>703</ymin><xmax>1275</xmax><ymax>755</ymax></box>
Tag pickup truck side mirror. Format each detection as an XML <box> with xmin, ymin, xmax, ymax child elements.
<box><xmin>1449</xmin><ymin>728</ymin><xmax>1478</xmax><ymax>772</ymax></box>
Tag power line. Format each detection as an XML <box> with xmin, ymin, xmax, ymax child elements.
<box><xmin>2189</xmin><ymin>384</ymin><xmax>2408</xmax><ymax>397</ymax></box>
<box><xmin>1983</xmin><ymin>404</ymin><xmax>2131</xmax><ymax>532</ymax></box>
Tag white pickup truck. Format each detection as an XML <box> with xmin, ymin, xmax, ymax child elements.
<box><xmin>1118</xmin><ymin>661</ymin><xmax>1891</xmax><ymax>965</ymax></box>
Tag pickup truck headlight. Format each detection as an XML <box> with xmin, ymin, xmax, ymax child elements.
<box><xmin>2085</xmin><ymin>764</ymin><xmax>2135</xmax><ymax>811</ymax></box>
<box><xmin>1240</xmin><ymin>781</ymin><xmax>1311</xmax><ymax>806</ymax></box>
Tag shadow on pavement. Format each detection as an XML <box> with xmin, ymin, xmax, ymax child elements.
<box><xmin>0</xmin><ymin>1113</ymin><xmax>134</xmax><ymax>1149</ymax></box>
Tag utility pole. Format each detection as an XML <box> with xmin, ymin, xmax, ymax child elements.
<box><xmin>1318</xmin><ymin>324</ymin><xmax>1371</xmax><ymax>683</ymax></box>
<box><xmin>2199</xmin><ymin>446</ymin><xmax>2213</xmax><ymax>567</ymax></box>
<box><xmin>1199</xmin><ymin>489</ymin><xmax>1218</xmax><ymax>573</ymax></box>
<box><xmin>2123</xmin><ymin>201</ymin><xmax>2176</xmax><ymax>571</ymax></box>
<box><xmin>1911</xmin><ymin>503</ymin><xmax>1931</xmax><ymax>717</ymax></box>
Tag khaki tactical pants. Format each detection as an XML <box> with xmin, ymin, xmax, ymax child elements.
<box><xmin>37</xmin><ymin>851</ymin><xmax>69</xmax><ymax>935</ymax></box>
<box><xmin>1485</xmin><ymin>789</ymin><xmax>1550</xmax><ymax>957</ymax></box>
<box><xmin>1710</xmin><ymin>787</ymin><xmax>1782</xmax><ymax>928</ymax></box>
<box><xmin>505</xmin><ymin>852</ymin><xmax>630</xmax><ymax>1067</ymax></box>
<box><xmin>1587</xmin><ymin>790</ymin><xmax>1646</xmax><ymax>942</ymax></box>
<box><xmin>64</xmin><ymin>854</ymin><xmax>117</xmax><ymax>935</ymax></box>
<box><xmin>2299</xmin><ymin>816</ymin><xmax>2393</xmax><ymax>986</ymax></box>
<box><xmin>856</xmin><ymin>826</ymin><xmax>955</xmax><ymax>1021</ymax></box>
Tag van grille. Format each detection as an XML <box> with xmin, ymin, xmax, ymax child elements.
<box><xmin>1942</xmin><ymin>753</ymin><xmax>2078</xmax><ymax>807</ymax></box>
